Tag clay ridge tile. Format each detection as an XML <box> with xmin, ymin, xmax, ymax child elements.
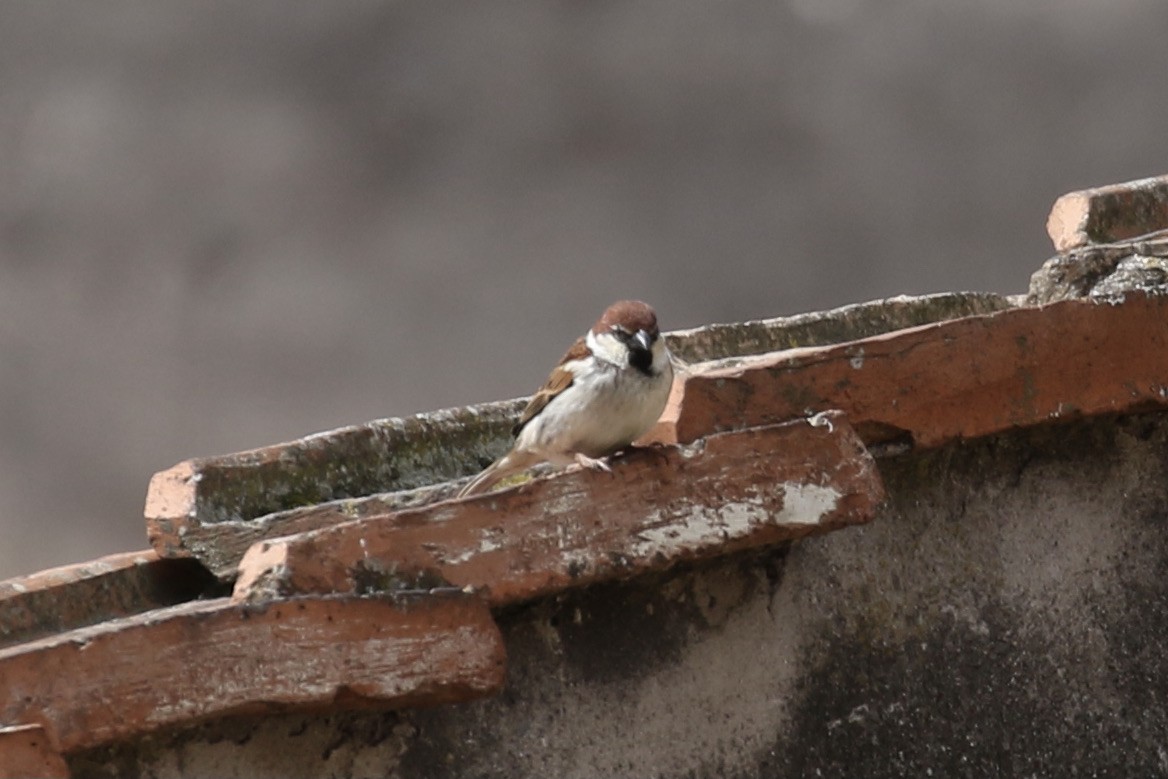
<box><xmin>0</xmin><ymin>593</ymin><xmax>504</xmax><ymax>755</ymax></box>
<box><xmin>232</xmin><ymin>413</ymin><xmax>884</xmax><ymax>605</ymax></box>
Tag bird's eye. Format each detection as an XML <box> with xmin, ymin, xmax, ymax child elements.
<box><xmin>611</xmin><ymin>327</ymin><xmax>630</xmax><ymax>340</ymax></box>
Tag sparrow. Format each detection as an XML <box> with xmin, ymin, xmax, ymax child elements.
<box><xmin>458</xmin><ymin>300</ymin><xmax>674</xmax><ymax>498</ymax></box>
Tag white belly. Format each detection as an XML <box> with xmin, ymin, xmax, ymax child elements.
<box><xmin>515</xmin><ymin>361</ymin><xmax>672</xmax><ymax>463</ymax></box>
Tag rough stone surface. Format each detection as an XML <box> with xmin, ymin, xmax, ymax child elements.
<box><xmin>1046</xmin><ymin>174</ymin><xmax>1168</xmax><ymax>252</ymax></box>
<box><xmin>76</xmin><ymin>412</ymin><xmax>1168</xmax><ymax>777</ymax></box>
<box><xmin>1089</xmin><ymin>253</ymin><xmax>1168</xmax><ymax>299</ymax></box>
<box><xmin>233</xmin><ymin>415</ymin><xmax>883</xmax><ymax>606</ymax></box>
<box><xmin>654</xmin><ymin>291</ymin><xmax>1168</xmax><ymax>449</ymax></box>
<box><xmin>1028</xmin><ymin>238</ymin><xmax>1168</xmax><ymax>303</ymax></box>
<box><xmin>1032</xmin><ymin>175</ymin><xmax>1168</xmax><ymax>303</ymax></box>
<box><xmin>0</xmin><ymin>593</ymin><xmax>505</xmax><ymax>754</ymax></box>
<box><xmin>1028</xmin><ymin>245</ymin><xmax>1130</xmax><ymax>303</ymax></box>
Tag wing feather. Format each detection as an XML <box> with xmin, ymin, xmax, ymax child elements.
<box><xmin>511</xmin><ymin>337</ymin><xmax>590</xmax><ymax>436</ymax></box>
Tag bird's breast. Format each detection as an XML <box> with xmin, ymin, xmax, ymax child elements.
<box><xmin>516</xmin><ymin>359</ymin><xmax>672</xmax><ymax>460</ymax></box>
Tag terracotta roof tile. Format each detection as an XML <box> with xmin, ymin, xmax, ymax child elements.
<box><xmin>0</xmin><ymin>724</ymin><xmax>69</xmax><ymax>779</ymax></box>
<box><xmin>1047</xmin><ymin>173</ymin><xmax>1168</xmax><ymax>252</ymax></box>
<box><xmin>653</xmin><ymin>292</ymin><xmax>1168</xmax><ymax>450</ymax></box>
<box><xmin>0</xmin><ymin>550</ymin><xmax>219</xmax><ymax>651</ymax></box>
<box><xmin>232</xmin><ymin>413</ymin><xmax>883</xmax><ymax>604</ymax></box>
<box><xmin>0</xmin><ymin>593</ymin><xmax>503</xmax><ymax>755</ymax></box>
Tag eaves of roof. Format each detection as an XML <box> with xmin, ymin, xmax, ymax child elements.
<box><xmin>3</xmin><ymin>174</ymin><xmax>1168</xmax><ymax>776</ymax></box>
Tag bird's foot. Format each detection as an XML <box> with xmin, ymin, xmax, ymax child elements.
<box><xmin>574</xmin><ymin>452</ymin><xmax>612</xmax><ymax>472</ymax></box>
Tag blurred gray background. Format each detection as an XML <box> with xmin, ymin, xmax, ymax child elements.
<box><xmin>1</xmin><ymin>1</ymin><xmax>1165</xmax><ymax>578</ymax></box>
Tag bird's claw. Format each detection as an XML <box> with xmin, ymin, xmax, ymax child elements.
<box><xmin>574</xmin><ymin>453</ymin><xmax>612</xmax><ymax>472</ymax></box>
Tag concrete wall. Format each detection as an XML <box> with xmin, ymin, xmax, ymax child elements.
<box><xmin>72</xmin><ymin>411</ymin><xmax>1168</xmax><ymax>777</ymax></box>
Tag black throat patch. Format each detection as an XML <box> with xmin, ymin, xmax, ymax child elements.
<box><xmin>628</xmin><ymin>346</ymin><xmax>654</xmax><ymax>376</ymax></box>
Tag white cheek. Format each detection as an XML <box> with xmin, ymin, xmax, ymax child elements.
<box><xmin>585</xmin><ymin>330</ymin><xmax>627</xmax><ymax>367</ymax></box>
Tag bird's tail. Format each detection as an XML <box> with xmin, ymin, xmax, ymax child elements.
<box><xmin>457</xmin><ymin>450</ymin><xmax>540</xmax><ymax>498</ymax></box>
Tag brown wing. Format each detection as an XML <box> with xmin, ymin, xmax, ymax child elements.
<box><xmin>512</xmin><ymin>337</ymin><xmax>590</xmax><ymax>436</ymax></box>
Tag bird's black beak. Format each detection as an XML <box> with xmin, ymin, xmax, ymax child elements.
<box><xmin>632</xmin><ymin>329</ymin><xmax>653</xmax><ymax>353</ymax></box>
